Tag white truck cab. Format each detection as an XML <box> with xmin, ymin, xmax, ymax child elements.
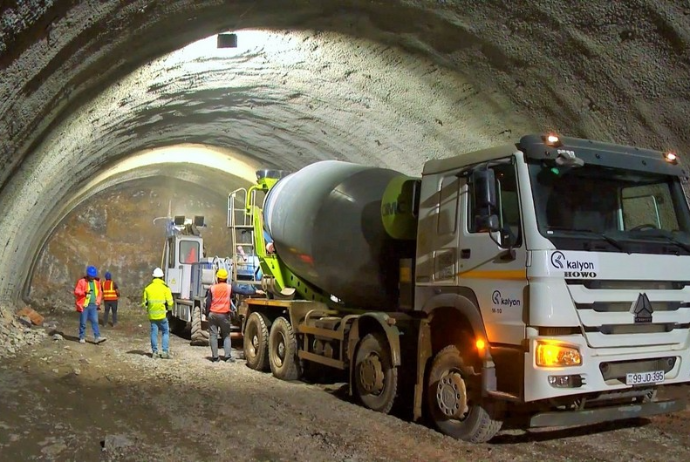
<box><xmin>416</xmin><ymin>133</ymin><xmax>690</xmax><ymax>429</ymax></box>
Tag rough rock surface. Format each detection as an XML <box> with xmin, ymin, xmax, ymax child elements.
<box><xmin>0</xmin><ymin>303</ymin><xmax>48</xmax><ymax>360</ymax></box>
<box><xmin>28</xmin><ymin>176</ymin><xmax>231</xmax><ymax>310</ymax></box>
<box><xmin>2</xmin><ymin>0</ymin><xmax>690</xmax><ymax>302</ymax></box>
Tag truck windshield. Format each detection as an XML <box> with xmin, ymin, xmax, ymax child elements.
<box><xmin>528</xmin><ymin>161</ymin><xmax>690</xmax><ymax>254</ymax></box>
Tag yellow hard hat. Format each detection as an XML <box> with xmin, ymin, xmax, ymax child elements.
<box><xmin>216</xmin><ymin>268</ymin><xmax>228</xmax><ymax>280</ymax></box>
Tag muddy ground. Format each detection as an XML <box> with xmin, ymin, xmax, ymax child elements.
<box><xmin>1</xmin><ymin>307</ymin><xmax>689</xmax><ymax>462</ymax></box>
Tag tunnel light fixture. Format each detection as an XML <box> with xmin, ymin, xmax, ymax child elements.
<box><xmin>217</xmin><ymin>33</ymin><xmax>238</xmax><ymax>49</ymax></box>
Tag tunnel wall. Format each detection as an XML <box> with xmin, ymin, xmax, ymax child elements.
<box><xmin>29</xmin><ymin>177</ymin><xmax>232</xmax><ymax>311</ymax></box>
<box><xmin>2</xmin><ymin>0</ymin><xmax>690</xmax><ymax>306</ymax></box>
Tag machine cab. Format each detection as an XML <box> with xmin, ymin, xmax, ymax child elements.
<box><xmin>163</xmin><ymin>216</ymin><xmax>205</xmax><ymax>299</ymax></box>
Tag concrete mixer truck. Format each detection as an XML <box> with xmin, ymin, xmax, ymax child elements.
<box><xmin>233</xmin><ymin>133</ymin><xmax>690</xmax><ymax>443</ymax></box>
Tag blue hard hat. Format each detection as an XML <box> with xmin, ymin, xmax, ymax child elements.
<box><xmin>86</xmin><ymin>266</ymin><xmax>98</xmax><ymax>277</ymax></box>
<box><xmin>105</xmin><ymin>272</ymin><xmax>112</xmax><ymax>280</ymax></box>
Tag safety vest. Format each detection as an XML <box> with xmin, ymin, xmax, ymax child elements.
<box><xmin>209</xmin><ymin>283</ymin><xmax>232</xmax><ymax>314</ymax></box>
<box><xmin>85</xmin><ymin>279</ymin><xmax>99</xmax><ymax>308</ymax></box>
<box><xmin>102</xmin><ymin>280</ymin><xmax>118</xmax><ymax>301</ymax></box>
<box><xmin>143</xmin><ymin>279</ymin><xmax>173</xmax><ymax>321</ymax></box>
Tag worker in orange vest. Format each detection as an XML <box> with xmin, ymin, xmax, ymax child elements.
<box><xmin>205</xmin><ymin>268</ymin><xmax>235</xmax><ymax>363</ymax></box>
<box><xmin>101</xmin><ymin>271</ymin><xmax>120</xmax><ymax>327</ymax></box>
<box><xmin>73</xmin><ymin>265</ymin><xmax>107</xmax><ymax>344</ymax></box>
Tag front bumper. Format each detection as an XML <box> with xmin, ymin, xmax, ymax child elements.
<box><xmin>524</xmin><ymin>336</ymin><xmax>690</xmax><ymax>402</ymax></box>
<box><xmin>530</xmin><ymin>398</ymin><xmax>686</xmax><ymax>428</ymax></box>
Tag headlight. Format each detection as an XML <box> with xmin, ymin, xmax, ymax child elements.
<box><xmin>536</xmin><ymin>342</ymin><xmax>582</xmax><ymax>367</ymax></box>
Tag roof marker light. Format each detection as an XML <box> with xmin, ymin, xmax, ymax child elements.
<box><xmin>543</xmin><ymin>133</ymin><xmax>562</xmax><ymax>147</ymax></box>
<box><xmin>665</xmin><ymin>152</ymin><xmax>678</xmax><ymax>163</ymax></box>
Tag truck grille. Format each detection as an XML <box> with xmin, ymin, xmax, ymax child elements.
<box><xmin>599</xmin><ymin>357</ymin><xmax>677</xmax><ymax>384</ymax></box>
<box><xmin>567</xmin><ymin>280</ymin><xmax>690</xmax><ymax>348</ymax></box>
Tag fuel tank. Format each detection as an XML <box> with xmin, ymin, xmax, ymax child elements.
<box><xmin>263</xmin><ymin>160</ymin><xmax>413</xmax><ymax>309</ymax></box>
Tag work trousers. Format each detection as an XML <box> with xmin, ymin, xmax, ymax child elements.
<box><xmin>104</xmin><ymin>300</ymin><xmax>118</xmax><ymax>326</ymax></box>
<box><xmin>209</xmin><ymin>312</ymin><xmax>232</xmax><ymax>360</ymax></box>
<box><xmin>79</xmin><ymin>305</ymin><xmax>101</xmax><ymax>340</ymax></box>
<box><xmin>150</xmin><ymin>318</ymin><xmax>170</xmax><ymax>354</ymax></box>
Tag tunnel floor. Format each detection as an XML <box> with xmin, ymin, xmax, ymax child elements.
<box><xmin>1</xmin><ymin>309</ymin><xmax>689</xmax><ymax>461</ymax></box>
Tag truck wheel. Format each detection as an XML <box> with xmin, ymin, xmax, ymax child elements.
<box><xmin>190</xmin><ymin>305</ymin><xmax>209</xmax><ymax>346</ymax></box>
<box><xmin>268</xmin><ymin>317</ymin><xmax>301</xmax><ymax>380</ymax></box>
<box><xmin>244</xmin><ymin>312</ymin><xmax>270</xmax><ymax>371</ymax></box>
<box><xmin>426</xmin><ymin>345</ymin><xmax>502</xmax><ymax>443</ymax></box>
<box><xmin>354</xmin><ymin>333</ymin><xmax>398</xmax><ymax>414</ymax></box>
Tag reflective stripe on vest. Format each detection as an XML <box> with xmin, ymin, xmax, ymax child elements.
<box><xmin>147</xmin><ymin>303</ymin><xmax>167</xmax><ymax>320</ymax></box>
<box><xmin>210</xmin><ymin>283</ymin><xmax>232</xmax><ymax>314</ymax></box>
<box><xmin>84</xmin><ymin>280</ymin><xmax>99</xmax><ymax>307</ymax></box>
<box><xmin>146</xmin><ymin>297</ymin><xmax>167</xmax><ymax>320</ymax></box>
<box><xmin>103</xmin><ymin>280</ymin><xmax>118</xmax><ymax>301</ymax></box>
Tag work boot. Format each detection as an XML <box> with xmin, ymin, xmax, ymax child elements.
<box><xmin>152</xmin><ymin>351</ymin><xmax>159</xmax><ymax>359</ymax></box>
<box><xmin>211</xmin><ymin>357</ymin><xmax>220</xmax><ymax>363</ymax></box>
<box><xmin>95</xmin><ymin>337</ymin><xmax>107</xmax><ymax>344</ymax></box>
<box><xmin>79</xmin><ymin>339</ymin><xmax>86</xmax><ymax>344</ymax></box>
<box><xmin>160</xmin><ymin>352</ymin><xmax>171</xmax><ymax>360</ymax></box>
<box><xmin>225</xmin><ymin>357</ymin><xmax>235</xmax><ymax>363</ymax></box>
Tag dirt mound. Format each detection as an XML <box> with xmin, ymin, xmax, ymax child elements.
<box><xmin>0</xmin><ymin>304</ymin><xmax>48</xmax><ymax>359</ymax></box>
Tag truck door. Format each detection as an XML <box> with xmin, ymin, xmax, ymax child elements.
<box><xmin>459</xmin><ymin>159</ymin><xmax>527</xmax><ymax>345</ymax></box>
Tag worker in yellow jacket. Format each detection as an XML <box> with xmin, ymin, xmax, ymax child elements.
<box><xmin>142</xmin><ymin>267</ymin><xmax>173</xmax><ymax>359</ymax></box>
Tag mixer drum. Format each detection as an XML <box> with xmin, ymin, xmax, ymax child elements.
<box><xmin>263</xmin><ymin>160</ymin><xmax>407</xmax><ymax>309</ymax></box>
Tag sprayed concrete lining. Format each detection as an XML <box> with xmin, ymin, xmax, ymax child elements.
<box><xmin>1</xmin><ymin>1</ymin><xmax>690</xmax><ymax>302</ymax></box>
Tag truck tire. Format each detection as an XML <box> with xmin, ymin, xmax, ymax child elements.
<box><xmin>426</xmin><ymin>345</ymin><xmax>503</xmax><ymax>443</ymax></box>
<box><xmin>244</xmin><ymin>312</ymin><xmax>270</xmax><ymax>371</ymax></box>
<box><xmin>268</xmin><ymin>316</ymin><xmax>301</xmax><ymax>381</ymax></box>
<box><xmin>190</xmin><ymin>305</ymin><xmax>209</xmax><ymax>346</ymax></box>
<box><xmin>354</xmin><ymin>333</ymin><xmax>398</xmax><ymax>414</ymax></box>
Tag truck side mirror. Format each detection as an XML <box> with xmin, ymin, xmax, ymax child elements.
<box><xmin>471</xmin><ymin>167</ymin><xmax>500</xmax><ymax>233</ymax></box>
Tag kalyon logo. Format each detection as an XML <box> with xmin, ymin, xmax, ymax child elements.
<box><xmin>550</xmin><ymin>251</ymin><xmax>566</xmax><ymax>269</ymax></box>
<box><xmin>550</xmin><ymin>251</ymin><xmax>595</xmax><ymax>271</ymax></box>
<box><xmin>491</xmin><ymin>290</ymin><xmax>521</xmax><ymax>307</ymax></box>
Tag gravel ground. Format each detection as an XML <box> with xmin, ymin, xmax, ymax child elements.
<box><xmin>1</xmin><ymin>308</ymin><xmax>689</xmax><ymax>462</ymax></box>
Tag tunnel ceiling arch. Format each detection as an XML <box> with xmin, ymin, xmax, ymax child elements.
<box><xmin>1</xmin><ymin>0</ymin><xmax>690</xmax><ymax>303</ymax></box>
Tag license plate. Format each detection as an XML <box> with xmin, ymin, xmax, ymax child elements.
<box><xmin>625</xmin><ymin>370</ymin><xmax>665</xmax><ymax>385</ymax></box>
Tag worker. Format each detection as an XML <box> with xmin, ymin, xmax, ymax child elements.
<box><xmin>205</xmin><ymin>268</ymin><xmax>235</xmax><ymax>363</ymax></box>
<box><xmin>142</xmin><ymin>267</ymin><xmax>173</xmax><ymax>359</ymax></box>
<box><xmin>73</xmin><ymin>265</ymin><xmax>107</xmax><ymax>345</ymax></box>
<box><xmin>264</xmin><ymin>230</ymin><xmax>275</xmax><ymax>254</ymax></box>
<box><xmin>101</xmin><ymin>271</ymin><xmax>120</xmax><ymax>327</ymax></box>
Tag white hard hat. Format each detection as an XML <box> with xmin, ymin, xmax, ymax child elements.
<box><xmin>153</xmin><ymin>267</ymin><xmax>164</xmax><ymax>278</ymax></box>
